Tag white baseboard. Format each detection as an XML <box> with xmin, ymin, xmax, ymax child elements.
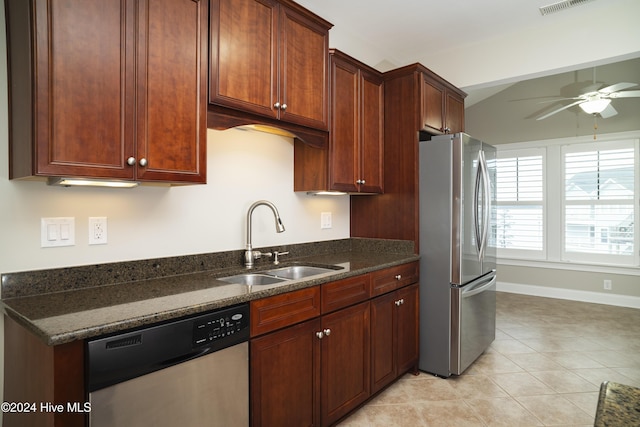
<box><xmin>497</xmin><ymin>281</ymin><xmax>640</xmax><ymax>309</ymax></box>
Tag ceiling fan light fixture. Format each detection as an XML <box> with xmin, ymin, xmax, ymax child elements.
<box><xmin>579</xmin><ymin>98</ymin><xmax>611</xmax><ymax>114</ymax></box>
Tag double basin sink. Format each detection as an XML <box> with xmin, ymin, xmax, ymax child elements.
<box><xmin>219</xmin><ymin>264</ymin><xmax>343</xmax><ymax>286</ymax></box>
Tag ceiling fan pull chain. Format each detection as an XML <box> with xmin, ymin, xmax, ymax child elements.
<box><xmin>593</xmin><ymin>115</ymin><xmax>598</xmax><ymax>140</ymax></box>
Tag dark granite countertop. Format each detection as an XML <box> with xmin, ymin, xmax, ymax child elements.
<box><xmin>594</xmin><ymin>381</ymin><xmax>640</xmax><ymax>426</ymax></box>
<box><xmin>1</xmin><ymin>239</ymin><xmax>419</xmax><ymax>346</ymax></box>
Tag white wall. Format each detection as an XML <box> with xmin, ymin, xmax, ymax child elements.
<box><xmin>0</xmin><ymin>127</ymin><xmax>350</xmax><ymax>274</ymax></box>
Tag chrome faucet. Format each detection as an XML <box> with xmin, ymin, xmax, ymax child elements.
<box><xmin>245</xmin><ymin>200</ymin><xmax>285</xmax><ymax>268</ymax></box>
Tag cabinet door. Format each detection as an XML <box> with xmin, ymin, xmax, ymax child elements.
<box><xmin>31</xmin><ymin>0</ymin><xmax>134</xmax><ymax>179</ymax></box>
<box><xmin>358</xmin><ymin>69</ymin><xmax>384</xmax><ymax>193</ymax></box>
<box><xmin>210</xmin><ymin>0</ymin><xmax>279</xmax><ymax>119</ymax></box>
<box><xmin>251</xmin><ymin>318</ymin><xmax>321</xmax><ymax>427</ymax></box>
<box><xmin>446</xmin><ymin>91</ymin><xmax>465</xmax><ymax>134</ymax></box>
<box><xmin>328</xmin><ymin>55</ymin><xmax>360</xmax><ymax>192</ymax></box>
<box><xmin>321</xmin><ymin>301</ymin><xmax>370</xmax><ymax>426</ymax></box>
<box><xmin>421</xmin><ymin>75</ymin><xmax>445</xmax><ymax>134</ymax></box>
<box><xmin>370</xmin><ymin>291</ymin><xmax>397</xmax><ymax>394</ymax></box>
<box><xmin>396</xmin><ymin>283</ymin><xmax>419</xmax><ymax>374</ymax></box>
<box><xmin>279</xmin><ymin>5</ymin><xmax>329</xmax><ymax>130</ymax></box>
<box><xmin>136</xmin><ymin>0</ymin><xmax>207</xmax><ymax>183</ymax></box>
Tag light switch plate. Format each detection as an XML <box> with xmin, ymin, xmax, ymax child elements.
<box><xmin>41</xmin><ymin>217</ymin><xmax>75</xmax><ymax>247</ymax></box>
<box><xmin>320</xmin><ymin>212</ymin><xmax>332</xmax><ymax>229</ymax></box>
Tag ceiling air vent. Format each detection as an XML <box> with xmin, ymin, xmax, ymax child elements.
<box><xmin>539</xmin><ymin>0</ymin><xmax>596</xmax><ymax>15</ymax></box>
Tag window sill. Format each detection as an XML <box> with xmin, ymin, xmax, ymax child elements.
<box><xmin>498</xmin><ymin>257</ymin><xmax>640</xmax><ymax>277</ymax></box>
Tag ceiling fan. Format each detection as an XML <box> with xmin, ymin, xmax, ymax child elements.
<box><xmin>536</xmin><ymin>74</ymin><xmax>640</xmax><ymax>121</ymax></box>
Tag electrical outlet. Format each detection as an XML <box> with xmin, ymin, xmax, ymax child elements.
<box><xmin>320</xmin><ymin>212</ymin><xmax>332</xmax><ymax>229</ymax></box>
<box><xmin>89</xmin><ymin>217</ymin><xmax>108</xmax><ymax>245</ymax></box>
<box><xmin>603</xmin><ymin>279</ymin><xmax>612</xmax><ymax>290</ymax></box>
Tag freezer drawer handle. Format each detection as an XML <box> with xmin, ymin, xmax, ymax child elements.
<box><xmin>462</xmin><ymin>275</ymin><xmax>496</xmax><ymax>299</ymax></box>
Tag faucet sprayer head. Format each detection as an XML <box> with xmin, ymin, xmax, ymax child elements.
<box><xmin>276</xmin><ymin>217</ymin><xmax>285</xmax><ymax>233</ymax></box>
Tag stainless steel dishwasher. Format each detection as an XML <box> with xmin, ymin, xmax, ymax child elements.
<box><xmin>87</xmin><ymin>303</ymin><xmax>249</xmax><ymax>427</ymax></box>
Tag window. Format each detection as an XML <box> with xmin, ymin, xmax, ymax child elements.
<box><xmin>495</xmin><ymin>148</ymin><xmax>545</xmax><ymax>259</ymax></box>
<box><xmin>494</xmin><ymin>135</ymin><xmax>639</xmax><ymax>268</ymax></box>
<box><xmin>562</xmin><ymin>141</ymin><xmax>636</xmax><ymax>265</ymax></box>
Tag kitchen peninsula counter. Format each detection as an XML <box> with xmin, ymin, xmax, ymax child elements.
<box><xmin>1</xmin><ymin>238</ymin><xmax>418</xmax><ymax>346</ymax></box>
<box><xmin>594</xmin><ymin>381</ymin><xmax>640</xmax><ymax>427</ymax></box>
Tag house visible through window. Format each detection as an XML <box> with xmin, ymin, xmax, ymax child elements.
<box><xmin>562</xmin><ymin>142</ymin><xmax>635</xmax><ymax>265</ymax></box>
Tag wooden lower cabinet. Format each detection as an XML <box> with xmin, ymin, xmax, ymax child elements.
<box><xmin>371</xmin><ymin>283</ymin><xmax>419</xmax><ymax>394</ymax></box>
<box><xmin>321</xmin><ymin>301</ymin><xmax>370</xmax><ymax>426</ymax></box>
<box><xmin>249</xmin><ymin>302</ymin><xmax>370</xmax><ymax>427</ymax></box>
<box><xmin>250</xmin><ymin>318</ymin><xmax>322</xmax><ymax>427</ymax></box>
<box><xmin>250</xmin><ymin>264</ymin><xmax>419</xmax><ymax>426</ymax></box>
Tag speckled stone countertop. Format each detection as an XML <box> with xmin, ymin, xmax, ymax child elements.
<box><xmin>1</xmin><ymin>238</ymin><xmax>418</xmax><ymax>346</ymax></box>
<box><xmin>594</xmin><ymin>381</ymin><xmax>640</xmax><ymax>426</ymax></box>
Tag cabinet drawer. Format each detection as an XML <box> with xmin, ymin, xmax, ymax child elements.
<box><xmin>250</xmin><ymin>286</ymin><xmax>321</xmax><ymax>337</ymax></box>
<box><xmin>321</xmin><ymin>274</ymin><xmax>371</xmax><ymax>314</ymax></box>
<box><xmin>370</xmin><ymin>262</ymin><xmax>419</xmax><ymax>297</ymax></box>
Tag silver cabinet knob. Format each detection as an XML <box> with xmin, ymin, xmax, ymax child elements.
<box><xmin>316</xmin><ymin>331</ymin><xmax>324</xmax><ymax>339</ymax></box>
<box><xmin>323</xmin><ymin>328</ymin><xmax>331</xmax><ymax>336</ymax></box>
<box><xmin>395</xmin><ymin>274</ymin><xmax>402</xmax><ymax>280</ymax></box>
<box><xmin>274</xmin><ymin>102</ymin><xmax>280</xmax><ymax>109</ymax></box>
<box><xmin>444</xmin><ymin>127</ymin><xmax>451</xmax><ymax>133</ymax></box>
<box><xmin>400</xmin><ymin>298</ymin><xmax>404</xmax><ymax>305</ymax></box>
<box><xmin>395</xmin><ymin>300</ymin><xmax>401</xmax><ymax>306</ymax></box>
<box><xmin>139</xmin><ymin>158</ymin><xmax>148</xmax><ymax>167</ymax></box>
<box><xmin>127</xmin><ymin>157</ymin><xmax>136</xmax><ymax>166</ymax></box>
<box><xmin>281</xmin><ymin>103</ymin><xmax>287</xmax><ymax>111</ymax></box>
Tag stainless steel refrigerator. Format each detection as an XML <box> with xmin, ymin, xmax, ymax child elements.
<box><xmin>418</xmin><ymin>133</ymin><xmax>497</xmax><ymax>377</ymax></box>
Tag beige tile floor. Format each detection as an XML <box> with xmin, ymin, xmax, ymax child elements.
<box><xmin>338</xmin><ymin>291</ymin><xmax>640</xmax><ymax>426</ymax></box>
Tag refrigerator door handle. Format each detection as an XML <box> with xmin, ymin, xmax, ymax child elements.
<box><xmin>473</xmin><ymin>152</ymin><xmax>483</xmax><ymax>260</ymax></box>
<box><xmin>479</xmin><ymin>150</ymin><xmax>491</xmax><ymax>260</ymax></box>
<box><xmin>462</xmin><ymin>273</ymin><xmax>496</xmax><ymax>298</ymax></box>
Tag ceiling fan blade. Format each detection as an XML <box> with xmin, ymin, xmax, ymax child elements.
<box><xmin>580</xmin><ymin>82</ymin><xmax>603</xmax><ymax>94</ymax></box>
<box><xmin>536</xmin><ymin>100</ymin><xmax>584</xmax><ymax>120</ymax></box>
<box><xmin>608</xmin><ymin>90</ymin><xmax>640</xmax><ymax>98</ymax></box>
<box><xmin>599</xmin><ymin>104</ymin><xmax>618</xmax><ymax>119</ymax></box>
<box><xmin>598</xmin><ymin>82</ymin><xmax>638</xmax><ymax>94</ymax></box>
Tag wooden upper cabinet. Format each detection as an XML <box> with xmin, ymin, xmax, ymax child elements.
<box><xmin>135</xmin><ymin>0</ymin><xmax>208</xmax><ymax>183</ymax></box>
<box><xmin>5</xmin><ymin>0</ymin><xmax>207</xmax><ymax>184</ymax></box>
<box><xmin>210</xmin><ymin>0</ymin><xmax>331</xmax><ymax>131</ymax></box>
<box><xmin>420</xmin><ymin>71</ymin><xmax>465</xmax><ymax>135</ymax></box>
<box><xmin>328</xmin><ymin>50</ymin><xmax>384</xmax><ymax>194</ymax></box>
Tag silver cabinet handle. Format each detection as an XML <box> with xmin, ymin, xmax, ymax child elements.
<box><xmin>139</xmin><ymin>158</ymin><xmax>148</xmax><ymax>167</ymax></box>
<box><xmin>395</xmin><ymin>299</ymin><xmax>405</xmax><ymax>306</ymax></box>
<box><xmin>316</xmin><ymin>331</ymin><xmax>324</xmax><ymax>339</ymax></box>
<box><xmin>127</xmin><ymin>157</ymin><xmax>136</xmax><ymax>166</ymax></box>
<box><xmin>274</xmin><ymin>102</ymin><xmax>280</xmax><ymax>109</ymax></box>
<box><xmin>395</xmin><ymin>274</ymin><xmax>402</xmax><ymax>280</ymax></box>
<box><xmin>356</xmin><ymin>179</ymin><xmax>366</xmax><ymax>185</ymax></box>
<box><xmin>444</xmin><ymin>127</ymin><xmax>451</xmax><ymax>133</ymax></box>
<box><xmin>323</xmin><ymin>328</ymin><xmax>331</xmax><ymax>336</ymax></box>
<box><xmin>281</xmin><ymin>103</ymin><xmax>287</xmax><ymax>111</ymax></box>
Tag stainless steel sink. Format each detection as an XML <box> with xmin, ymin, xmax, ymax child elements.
<box><xmin>218</xmin><ymin>273</ymin><xmax>288</xmax><ymax>286</ymax></box>
<box><xmin>219</xmin><ymin>264</ymin><xmax>343</xmax><ymax>286</ymax></box>
<box><xmin>264</xmin><ymin>265</ymin><xmax>341</xmax><ymax>280</ymax></box>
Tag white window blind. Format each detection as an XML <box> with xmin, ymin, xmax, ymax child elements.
<box><xmin>562</xmin><ymin>142</ymin><xmax>636</xmax><ymax>264</ymax></box>
<box><xmin>495</xmin><ymin>149</ymin><xmax>545</xmax><ymax>258</ymax></box>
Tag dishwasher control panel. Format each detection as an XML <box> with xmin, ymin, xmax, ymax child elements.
<box><xmin>192</xmin><ymin>304</ymin><xmax>249</xmax><ymax>348</ymax></box>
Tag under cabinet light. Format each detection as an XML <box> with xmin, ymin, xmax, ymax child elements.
<box><xmin>47</xmin><ymin>177</ymin><xmax>140</xmax><ymax>188</ymax></box>
<box><xmin>306</xmin><ymin>191</ymin><xmax>348</xmax><ymax>196</ymax></box>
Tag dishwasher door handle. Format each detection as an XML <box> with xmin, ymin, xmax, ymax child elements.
<box><xmin>159</xmin><ymin>348</ymin><xmax>210</xmax><ymax>368</ymax></box>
